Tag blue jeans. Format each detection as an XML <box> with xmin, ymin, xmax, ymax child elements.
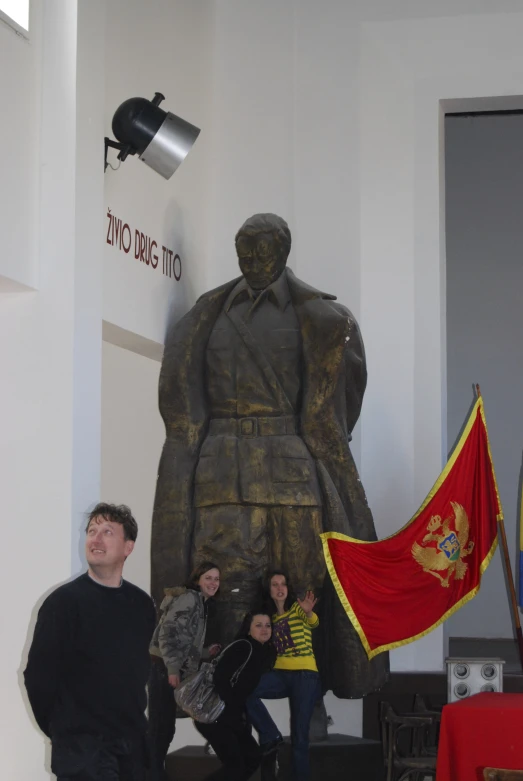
<box><xmin>245</xmin><ymin>669</ymin><xmax>321</xmax><ymax>781</ymax></box>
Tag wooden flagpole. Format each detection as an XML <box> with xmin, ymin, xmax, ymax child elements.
<box><xmin>476</xmin><ymin>384</ymin><xmax>523</xmax><ymax>671</ymax></box>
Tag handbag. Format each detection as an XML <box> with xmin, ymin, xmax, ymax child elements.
<box><xmin>174</xmin><ymin>639</ymin><xmax>252</xmax><ymax>724</ymax></box>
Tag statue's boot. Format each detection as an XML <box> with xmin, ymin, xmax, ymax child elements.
<box><xmin>260</xmin><ymin>751</ymin><xmax>279</xmax><ymax>781</ymax></box>
<box><xmin>309</xmin><ymin>696</ymin><xmax>329</xmax><ymax>742</ymax></box>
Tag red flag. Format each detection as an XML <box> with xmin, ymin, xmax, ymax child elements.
<box><xmin>321</xmin><ymin>396</ymin><xmax>502</xmax><ymax>659</ymax></box>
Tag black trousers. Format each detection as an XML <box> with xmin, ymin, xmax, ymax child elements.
<box><xmin>52</xmin><ymin>734</ymin><xmax>146</xmax><ymax>781</ymax></box>
<box><xmin>195</xmin><ymin>718</ymin><xmax>261</xmax><ymax>781</ymax></box>
<box><xmin>147</xmin><ymin>658</ymin><xmax>177</xmax><ymax>781</ymax></box>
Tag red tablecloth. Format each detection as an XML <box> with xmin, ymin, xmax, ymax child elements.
<box><xmin>436</xmin><ymin>692</ymin><xmax>523</xmax><ymax>781</ymax></box>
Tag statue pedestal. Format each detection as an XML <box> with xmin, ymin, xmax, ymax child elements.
<box><xmin>165</xmin><ymin>734</ymin><xmax>382</xmax><ymax>780</ymax></box>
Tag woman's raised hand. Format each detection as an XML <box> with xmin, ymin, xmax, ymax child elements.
<box><xmin>297</xmin><ymin>591</ymin><xmax>318</xmax><ymax>616</ymax></box>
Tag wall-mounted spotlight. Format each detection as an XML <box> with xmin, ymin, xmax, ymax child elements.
<box><xmin>104</xmin><ymin>92</ymin><xmax>200</xmax><ymax>179</ymax></box>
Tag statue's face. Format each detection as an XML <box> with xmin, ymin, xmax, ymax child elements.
<box><xmin>236</xmin><ymin>231</ymin><xmax>287</xmax><ymax>290</ymax></box>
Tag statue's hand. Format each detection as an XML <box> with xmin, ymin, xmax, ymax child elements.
<box><xmin>297</xmin><ymin>591</ymin><xmax>318</xmax><ymax>617</ymax></box>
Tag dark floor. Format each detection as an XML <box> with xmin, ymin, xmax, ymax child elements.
<box><xmin>166</xmin><ymin>734</ymin><xmax>384</xmax><ymax>781</ymax></box>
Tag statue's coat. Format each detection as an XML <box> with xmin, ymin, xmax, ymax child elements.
<box><xmin>152</xmin><ymin>268</ymin><xmax>388</xmax><ymax>697</ymax></box>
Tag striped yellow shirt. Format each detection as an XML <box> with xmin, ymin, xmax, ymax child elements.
<box><xmin>272</xmin><ymin>602</ymin><xmax>319</xmax><ymax>672</ymax></box>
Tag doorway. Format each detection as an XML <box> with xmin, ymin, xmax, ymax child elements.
<box><xmin>444</xmin><ymin>111</ymin><xmax>523</xmax><ymax>643</ymax></box>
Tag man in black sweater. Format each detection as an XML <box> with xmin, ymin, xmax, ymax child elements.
<box><xmin>24</xmin><ymin>503</ymin><xmax>156</xmax><ymax>781</ymax></box>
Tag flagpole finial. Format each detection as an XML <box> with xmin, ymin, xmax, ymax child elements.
<box><xmin>476</xmin><ymin>384</ymin><xmax>481</xmax><ymax>398</ymax></box>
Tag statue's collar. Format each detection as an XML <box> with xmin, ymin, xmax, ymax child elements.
<box><xmin>286</xmin><ymin>268</ymin><xmax>337</xmax><ymax>304</ymax></box>
<box><xmin>224</xmin><ymin>271</ymin><xmax>291</xmax><ymax>313</ymax></box>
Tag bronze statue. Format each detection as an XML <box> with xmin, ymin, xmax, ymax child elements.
<box><xmin>151</xmin><ymin>213</ymin><xmax>388</xmax><ymax>698</ymax></box>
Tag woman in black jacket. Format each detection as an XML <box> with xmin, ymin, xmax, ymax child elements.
<box><xmin>194</xmin><ymin>611</ymin><xmax>275</xmax><ymax>781</ymax></box>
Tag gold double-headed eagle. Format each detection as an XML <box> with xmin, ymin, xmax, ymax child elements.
<box><xmin>412</xmin><ymin>502</ymin><xmax>475</xmax><ymax>588</ymax></box>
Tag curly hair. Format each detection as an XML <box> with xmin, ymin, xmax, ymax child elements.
<box><xmin>86</xmin><ymin>503</ymin><xmax>138</xmax><ymax>542</ymax></box>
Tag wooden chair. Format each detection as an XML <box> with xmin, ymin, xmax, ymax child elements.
<box><xmin>484</xmin><ymin>770</ymin><xmax>523</xmax><ymax>781</ymax></box>
<box><xmin>413</xmin><ymin>693</ymin><xmax>442</xmax><ymax>717</ymax></box>
<box><xmin>380</xmin><ymin>701</ymin><xmax>437</xmax><ymax>781</ymax></box>
<box><xmin>411</xmin><ymin>693</ymin><xmax>441</xmax><ymax>756</ymax></box>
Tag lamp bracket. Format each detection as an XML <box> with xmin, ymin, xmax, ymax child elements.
<box><xmin>104</xmin><ymin>137</ymin><xmax>134</xmax><ymax>171</ymax></box>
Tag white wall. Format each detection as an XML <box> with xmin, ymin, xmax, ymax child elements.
<box><xmin>101</xmin><ymin>343</ymin><xmax>163</xmax><ymax>592</ymax></box>
<box><xmin>1</xmin><ymin>1</ymin><xmax>105</xmax><ymax>778</ymax></box>
<box><xmin>357</xmin><ymin>8</ymin><xmax>523</xmax><ymax>670</ymax></box>
<box><xmin>103</xmin><ymin>0</ymin><xmax>214</xmax><ymax>350</ymax></box>
<box><xmin>72</xmin><ymin>0</ymin><xmax>105</xmax><ymax>572</ymax></box>
<box><xmin>0</xmin><ymin>0</ymin><xmax>40</xmax><ymax>290</ymax></box>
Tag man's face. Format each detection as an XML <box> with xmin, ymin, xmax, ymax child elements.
<box><xmin>236</xmin><ymin>232</ymin><xmax>287</xmax><ymax>290</ymax></box>
<box><xmin>85</xmin><ymin>516</ymin><xmax>134</xmax><ymax>570</ymax></box>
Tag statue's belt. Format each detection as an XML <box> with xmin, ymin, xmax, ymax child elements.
<box><xmin>208</xmin><ymin>415</ymin><xmax>297</xmax><ymax>438</ymax></box>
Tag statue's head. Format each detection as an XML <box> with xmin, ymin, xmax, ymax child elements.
<box><xmin>235</xmin><ymin>213</ymin><xmax>291</xmax><ymax>290</ymax></box>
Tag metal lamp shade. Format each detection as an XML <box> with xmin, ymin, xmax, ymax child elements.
<box><xmin>110</xmin><ymin>94</ymin><xmax>200</xmax><ymax>179</ymax></box>
<box><xmin>139</xmin><ymin>113</ymin><xmax>200</xmax><ymax>180</ymax></box>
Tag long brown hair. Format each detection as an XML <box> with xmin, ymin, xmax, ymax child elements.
<box><xmin>187</xmin><ymin>561</ymin><xmax>221</xmax><ymax>593</ymax></box>
<box><xmin>263</xmin><ymin>569</ymin><xmax>295</xmax><ymax>613</ymax></box>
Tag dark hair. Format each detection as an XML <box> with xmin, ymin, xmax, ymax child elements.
<box><xmin>263</xmin><ymin>569</ymin><xmax>295</xmax><ymax>613</ymax></box>
<box><xmin>238</xmin><ymin>609</ymin><xmax>277</xmax><ymax>665</ymax></box>
<box><xmin>187</xmin><ymin>561</ymin><xmax>221</xmax><ymax>590</ymax></box>
<box><xmin>86</xmin><ymin>503</ymin><xmax>138</xmax><ymax>542</ymax></box>
<box><xmin>237</xmin><ymin>608</ymin><xmax>272</xmax><ymax>639</ymax></box>
<box><xmin>235</xmin><ymin>213</ymin><xmax>292</xmax><ymax>259</ymax></box>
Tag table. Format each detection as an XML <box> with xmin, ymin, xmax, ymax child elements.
<box><xmin>436</xmin><ymin>692</ymin><xmax>523</xmax><ymax>780</ymax></box>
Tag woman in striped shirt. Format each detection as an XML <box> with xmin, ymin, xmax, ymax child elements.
<box><xmin>246</xmin><ymin>570</ymin><xmax>321</xmax><ymax>781</ymax></box>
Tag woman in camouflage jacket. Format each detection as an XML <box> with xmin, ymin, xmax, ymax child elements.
<box><xmin>148</xmin><ymin>561</ymin><xmax>221</xmax><ymax>781</ymax></box>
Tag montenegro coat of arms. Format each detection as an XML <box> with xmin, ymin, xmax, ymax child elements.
<box><xmin>411</xmin><ymin>502</ymin><xmax>475</xmax><ymax>588</ymax></box>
